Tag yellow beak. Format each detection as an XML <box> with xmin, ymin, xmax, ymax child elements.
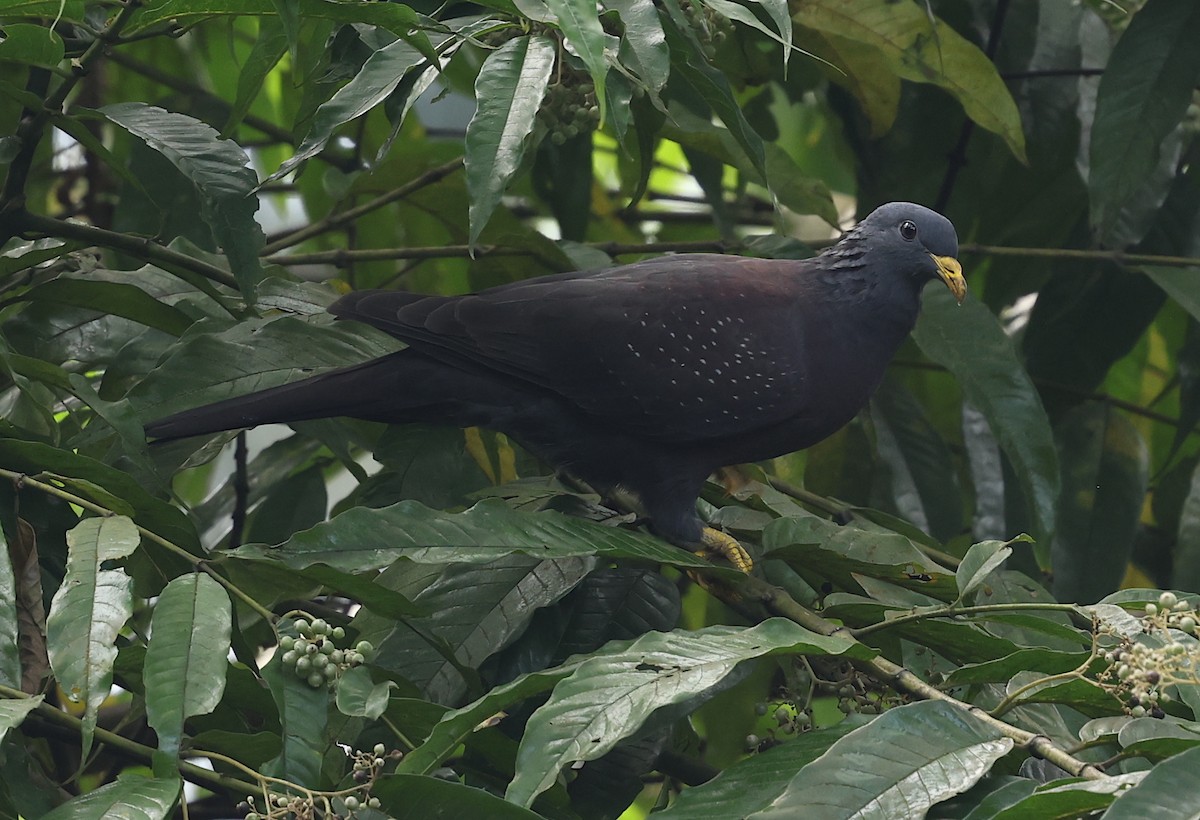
<box><xmin>932</xmin><ymin>254</ymin><xmax>966</xmax><ymax>304</ymax></box>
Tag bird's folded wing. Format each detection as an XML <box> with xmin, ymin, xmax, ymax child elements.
<box><xmin>329</xmin><ymin>256</ymin><xmax>820</xmax><ymax>443</ymax></box>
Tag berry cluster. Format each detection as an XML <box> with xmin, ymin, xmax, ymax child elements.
<box><xmin>234</xmin><ymin>743</ymin><xmax>394</xmax><ymax>819</ymax></box>
<box><xmin>539</xmin><ymin>77</ymin><xmax>600</xmax><ymax>146</ymax></box>
<box><xmin>278</xmin><ymin>616</ymin><xmax>374</xmax><ymax>690</ymax></box>
<box><xmin>676</xmin><ymin>0</ymin><xmax>732</xmax><ymax>60</ymax></box>
<box><xmin>1099</xmin><ymin>591</ymin><xmax>1200</xmax><ymax>717</ymax></box>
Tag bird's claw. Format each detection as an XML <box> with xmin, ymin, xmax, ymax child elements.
<box><xmin>696</xmin><ymin>527</ymin><xmax>753</xmax><ymax>573</ymax></box>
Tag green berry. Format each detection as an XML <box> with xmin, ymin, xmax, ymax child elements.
<box><xmin>307</xmin><ymin>672</ymin><xmax>324</xmax><ymax>688</ymax></box>
<box><xmin>374</xmin><ymin>743</ymin><xmax>386</xmax><ymax>755</ymax></box>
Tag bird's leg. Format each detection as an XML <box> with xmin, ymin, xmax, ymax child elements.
<box><xmin>697</xmin><ymin>527</ymin><xmax>753</xmax><ymax>573</ymax></box>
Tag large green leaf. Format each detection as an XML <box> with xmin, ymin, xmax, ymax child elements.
<box><xmin>657</xmin><ymin>718</ymin><xmax>868</xmax><ymax>818</ymax></box>
<box><xmin>913</xmin><ymin>287</ymin><xmax>1059</xmax><ymax>550</ymax></box>
<box><xmin>45</xmin><ymin>517</ymin><xmax>138</xmax><ymax>756</ymax></box>
<box><xmin>793</xmin><ymin>0</ymin><xmax>1026</xmax><ymax>162</ymax></box>
<box><xmin>228</xmin><ymin>497</ymin><xmax>719</xmax><ymax>572</ymax></box>
<box><xmin>143</xmin><ymin>574</ymin><xmax>231</xmax><ymax>758</ymax></box>
<box><xmin>465</xmin><ymin>35</ymin><xmax>556</xmax><ymax>247</ymax></box>
<box><xmin>41</xmin><ymin>775</ymin><xmax>181</xmax><ymax>820</ymax></box>
<box><xmin>0</xmin><ymin>522</ymin><xmax>20</xmax><ymax>688</ymax></box>
<box><xmin>1050</xmin><ymin>403</ymin><xmax>1148</xmax><ymax>604</ymax></box>
<box><xmin>127</xmin><ymin>313</ymin><xmax>399</xmax><ymax>423</ymax></box>
<box><xmin>543</xmin><ymin>0</ymin><xmax>610</xmax><ymax>122</ymax></box>
<box><xmin>270</xmin><ymin>34</ymin><xmax>443</xmax><ymax>181</ymax></box>
<box><xmin>374</xmin><ymin>555</ymin><xmax>595</xmax><ymax>704</ymax></box>
<box><xmin>746</xmin><ymin>701</ymin><xmax>1011</xmax><ymax>818</ymax></box>
<box><xmin>101</xmin><ymin>103</ymin><xmax>265</xmax><ymax>297</ymax></box>
<box><xmin>1088</xmin><ymin>0</ymin><xmax>1200</xmax><ymax>245</ymax></box>
<box><xmin>373</xmin><ymin>774</ymin><xmax>544</xmax><ymax>819</ymax></box>
<box><xmin>506</xmin><ymin>619</ymin><xmax>875</xmax><ymax>806</ymax></box>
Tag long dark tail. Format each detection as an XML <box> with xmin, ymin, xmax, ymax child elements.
<box><xmin>144</xmin><ymin>351</ymin><xmax>467</xmax><ymax>441</ymax></box>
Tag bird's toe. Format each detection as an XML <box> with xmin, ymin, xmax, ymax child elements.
<box><xmin>696</xmin><ymin>527</ymin><xmax>753</xmax><ymax>573</ymax></box>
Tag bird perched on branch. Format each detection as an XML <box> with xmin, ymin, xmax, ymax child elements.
<box><xmin>146</xmin><ymin>202</ymin><xmax>964</xmax><ymax>572</ymax></box>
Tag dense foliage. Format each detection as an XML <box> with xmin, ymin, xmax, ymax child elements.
<box><xmin>3</xmin><ymin>0</ymin><xmax>1200</xmax><ymax>816</ymax></box>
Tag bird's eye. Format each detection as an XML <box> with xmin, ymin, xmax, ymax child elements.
<box><xmin>899</xmin><ymin>220</ymin><xmax>918</xmax><ymax>241</ymax></box>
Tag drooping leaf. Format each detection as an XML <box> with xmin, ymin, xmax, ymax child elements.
<box><xmin>465</xmin><ymin>35</ymin><xmax>556</xmax><ymax>247</ymax></box>
<box><xmin>102</xmin><ymin>103</ymin><xmax>265</xmax><ymax>297</ymax></box>
<box><xmin>45</xmin><ymin>517</ymin><xmax>138</xmax><ymax>757</ymax></box>
<box><xmin>41</xmin><ymin>775</ymin><xmax>181</xmax><ymax>820</ymax></box>
<box><xmin>1088</xmin><ymin>0</ymin><xmax>1200</xmax><ymax>245</ymax></box>
<box><xmin>506</xmin><ymin>619</ymin><xmax>875</xmax><ymax>806</ymax></box>
<box><xmin>747</xmin><ymin>701</ymin><xmax>1012</xmax><ymax>818</ymax></box>
<box><xmin>143</xmin><ymin>574</ymin><xmax>231</xmax><ymax>758</ymax></box>
<box><xmin>913</xmin><ymin>287</ymin><xmax>1059</xmax><ymax>551</ymax></box>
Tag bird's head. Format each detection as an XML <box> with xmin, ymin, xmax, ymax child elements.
<box><xmin>854</xmin><ymin>202</ymin><xmax>966</xmax><ymax>304</ymax></box>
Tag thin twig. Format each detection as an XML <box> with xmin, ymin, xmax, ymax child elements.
<box><xmin>261</xmin><ymin>158</ymin><xmax>465</xmax><ymax>254</ymax></box>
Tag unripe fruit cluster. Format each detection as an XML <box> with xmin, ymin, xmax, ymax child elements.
<box><xmin>278</xmin><ymin>617</ymin><xmax>374</xmax><ymax>689</ymax></box>
<box><xmin>1099</xmin><ymin>592</ymin><xmax>1200</xmax><ymax>717</ymax></box>
<box><xmin>539</xmin><ymin>78</ymin><xmax>600</xmax><ymax>146</ymax></box>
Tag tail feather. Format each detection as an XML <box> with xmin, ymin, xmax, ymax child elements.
<box><xmin>145</xmin><ymin>352</ymin><xmax>417</xmax><ymax>441</ymax></box>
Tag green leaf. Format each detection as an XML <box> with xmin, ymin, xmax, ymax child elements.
<box><xmin>870</xmin><ymin>377</ymin><xmax>963</xmax><ymax>541</ymax></box>
<box><xmin>128</xmin><ymin>313</ymin><xmax>399</xmax><ymax>423</ymax></box>
<box><xmin>793</xmin><ymin>0</ymin><xmax>1026</xmax><ymax>162</ymax></box>
<box><xmin>223</xmin><ymin>16</ymin><xmax>290</xmax><ymax>135</ymax></box>
<box><xmin>261</xmin><ymin>645</ymin><xmax>327</xmax><ymax>785</ymax></box>
<box><xmin>101</xmin><ymin>103</ymin><xmax>264</xmax><ymax>297</ymax></box>
<box><xmin>659</xmin><ymin>0</ymin><xmax>766</xmax><ymax>179</ymax></box>
<box><xmin>271</xmin><ymin>36</ymin><xmax>437</xmax><ymax>181</ymax></box>
<box><xmin>955</xmin><ymin>539</ymin><xmax>1015</xmax><ymax>604</ymax></box>
<box><xmin>657</xmin><ymin>718</ymin><xmax>868</xmax><ymax>818</ymax></box>
<box><xmin>1050</xmin><ymin>403</ymin><xmax>1148</xmax><ymax>604</ymax></box>
<box><xmin>607</xmin><ymin>0</ymin><xmax>669</xmax><ymax>95</ymax></box>
<box><xmin>543</xmin><ymin>0</ymin><xmax>610</xmax><ymax>122</ymax></box>
<box><xmin>373</xmin><ymin>774</ymin><xmax>544</xmax><ymax>819</ymax></box>
<box><xmin>0</xmin><ymin>697</ymin><xmax>42</xmax><ymax>742</ymax></box>
<box><xmin>1088</xmin><ymin>0</ymin><xmax>1200</xmax><ymax>245</ymax></box>
<box><xmin>465</xmin><ymin>35</ymin><xmax>556</xmax><ymax>247</ymax></box>
<box><xmin>747</xmin><ymin>701</ymin><xmax>1011</xmax><ymax>818</ymax></box>
<box><xmin>505</xmin><ymin>619</ymin><xmax>874</xmax><ymax>806</ymax></box>
<box><xmin>0</xmin><ymin>517</ymin><xmax>23</xmax><ymax>688</ymax></box>
<box><xmin>41</xmin><ymin>775</ymin><xmax>181</xmax><ymax>820</ymax></box>
<box><xmin>799</xmin><ymin>29</ymin><xmax>899</xmax><ymax>136</ymax></box>
<box><xmin>1172</xmin><ymin>458</ymin><xmax>1200</xmax><ymax>593</ymax></box>
<box><xmin>335</xmin><ymin>666</ymin><xmax>394</xmax><ymax>719</ymax></box>
<box><xmin>943</xmin><ymin>648</ymin><xmax>1091</xmax><ymax>688</ymax></box>
<box><xmin>143</xmin><ymin>574</ymin><xmax>231</xmax><ymax>758</ymax></box>
<box><xmin>375</xmin><ymin>555</ymin><xmax>595</xmax><ymax>704</ymax></box>
<box><xmin>16</xmin><ymin>276</ymin><xmax>192</xmax><ymax>338</ymax></box>
<box><xmin>0</xmin><ymin>439</ymin><xmax>199</xmax><ymax>554</ymax></box>
<box><xmin>0</xmin><ymin>23</ymin><xmax>64</xmax><ymax>69</ymax></box>
<box><xmin>989</xmin><ymin>774</ymin><xmax>1146</xmax><ymax>819</ymax></box>
<box><xmin>227</xmin><ymin>497</ymin><xmax>720</xmax><ymax>573</ymax></box>
<box><xmin>913</xmin><ymin>287</ymin><xmax>1059</xmax><ymax>550</ymax></box>
<box><xmin>46</xmin><ymin>517</ymin><xmax>138</xmax><ymax>757</ymax></box>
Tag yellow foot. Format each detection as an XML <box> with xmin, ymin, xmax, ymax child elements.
<box><xmin>695</xmin><ymin>527</ymin><xmax>753</xmax><ymax>573</ymax></box>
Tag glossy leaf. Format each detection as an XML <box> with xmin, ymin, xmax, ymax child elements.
<box><xmin>143</xmin><ymin>574</ymin><xmax>231</xmax><ymax>757</ymax></box>
<box><xmin>1089</xmin><ymin>0</ymin><xmax>1200</xmax><ymax>244</ymax></box>
<box><xmin>46</xmin><ymin>517</ymin><xmax>138</xmax><ymax>756</ymax></box>
<box><xmin>102</xmin><ymin>103</ymin><xmax>265</xmax><ymax>297</ymax></box>
<box><xmin>914</xmin><ymin>287</ymin><xmax>1059</xmax><ymax>550</ymax></box>
<box><xmin>955</xmin><ymin>540</ymin><xmax>1014</xmax><ymax>604</ymax></box>
<box><xmin>375</xmin><ymin>555</ymin><xmax>595</xmax><ymax>704</ymax></box>
<box><xmin>41</xmin><ymin>775</ymin><xmax>181</xmax><ymax>820</ymax></box>
<box><xmin>228</xmin><ymin>497</ymin><xmax>719</xmax><ymax>572</ymax></box>
<box><xmin>506</xmin><ymin>618</ymin><xmax>875</xmax><ymax>806</ymax></box>
<box><xmin>465</xmin><ymin>35</ymin><xmax>556</xmax><ymax>247</ymax></box>
<box><xmin>741</xmin><ymin>701</ymin><xmax>1011</xmax><ymax>818</ymax></box>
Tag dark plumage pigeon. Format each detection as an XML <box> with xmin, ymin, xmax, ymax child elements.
<box><xmin>146</xmin><ymin>202</ymin><xmax>965</xmax><ymax>571</ymax></box>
